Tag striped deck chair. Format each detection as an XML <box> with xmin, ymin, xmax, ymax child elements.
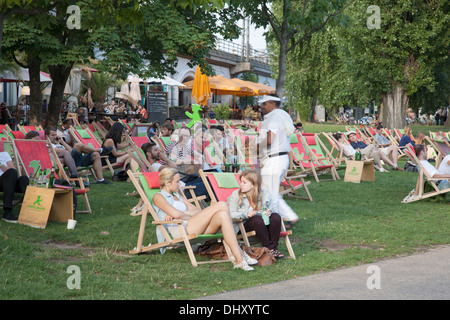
<box><xmin>345</xmin><ymin>126</ymin><xmax>371</xmax><ymax>144</ymax></box>
<box><xmin>0</xmin><ymin>125</ymin><xmax>11</xmax><ymax>142</ymax></box>
<box><xmin>127</xmin><ymin>170</ymin><xmax>238</xmax><ymax>267</ymax></box>
<box><xmin>394</xmin><ymin>128</ymin><xmax>405</xmax><ymax>141</ymax></box>
<box><xmin>69</xmin><ymin>127</ymin><xmax>122</xmax><ymax>175</ymax></box>
<box><xmin>290</xmin><ymin>133</ymin><xmax>336</xmax><ymax>182</ymax></box>
<box><xmin>198</xmin><ymin>169</ymin><xmax>295</xmax><ymax>259</ymax></box>
<box><xmin>321</xmin><ymin>132</ymin><xmax>347</xmax><ymax>168</ymax></box>
<box><xmin>233</xmin><ymin>132</ymin><xmax>259</xmax><ymax>170</ymax></box>
<box><xmin>85</xmin><ymin>123</ymin><xmax>103</xmax><ymax>141</ymax></box>
<box><xmin>425</xmin><ymin>137</ymin><xmax>450</xmax><ymax>168</ymax></box>
<box><xmin>0</xmin><ymin>140</ymin><xmax>23</xmax><ymax>208</ymax></box>
<box><xmin>12</xmin><ymin>139</ymin><xmax>91</xmax><ymax>213</ymax></box>
<box><xmin>9</xmin><ymin>130</ymin><xmax>26</xmax><ymax>139</ymax></box>
<box><xmin>402</xmin><ymin>144</ymin><xmax>450</xmax><ymax>203</ymax></box>
<box><xmin>301</xmin><ymin>133</ymin><xmax>339</xmax><ymax>182</ymax></box>
<box><xmin>18</xmin><ymin>124</ymin><xmax>43</xmax><ymax>134</ymax></box>
<box><xmin>152</xmin><ymin>136</ymin><xmax>174</xmax><ymax>150</ymax></box>
<box><xmin>92</xmin><ymin>122</ymin><xmax>107</xmax><ymax>139</ymax></box>
<box><xmin>126</xmin><ymin>135</ymin><xmax>153</xmax><ymax>173</ymax></box>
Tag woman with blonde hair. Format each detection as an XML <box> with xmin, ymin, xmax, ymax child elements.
<box><xmin>152</xmin><ymin>167</ymin><xmax>256</xmax><ymax>271</ymax></box>
<box><xmin>399</xmin><ymin>126</ymin><xmax>415</xmax><ymax>150</ymax></box>
<box><xmin>415</xmin><ymin>132</ymin><xmax>436</xmax><ymax>160</ymax></box>
<box><xmin>227</xmin><ymin>170</ymin><xmax>284</xmax><ymax>259</ymax></box>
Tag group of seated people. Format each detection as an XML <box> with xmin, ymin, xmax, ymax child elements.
<box><xmin>1</xmin><ymin>120</ymin><xmax>134</xmax><ymax>223</ymax></box>
<box><xmin>333</xmin><ymin>125</ymin><xmax>403</xmax><ymax>171</ymax></box>
<box><xmin>2</xmin><ymin>117</ymin><xmax>448</xmax><ymax>271</ymax></box>
<box><xmin>415</xmin><ymin>144</ymin><xmax>450</xmax><ymax>191</ymax></box>
<box><xmin>152</xmin><ymin>166</ymin><xmax>285</xmax><ymax>271</ymax></box>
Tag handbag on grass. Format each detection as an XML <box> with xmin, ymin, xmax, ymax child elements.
<box><xmin>242</xmin><ymin>245</ymin><xmax>276</xmax><ymax>266</ymax></box>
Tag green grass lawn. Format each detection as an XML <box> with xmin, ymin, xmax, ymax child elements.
<box><xmin>0</xmin><ymin>123</ymin><xmax>448</xmax><ymax>300</ymax></box>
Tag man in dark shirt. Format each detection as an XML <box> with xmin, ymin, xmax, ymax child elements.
<box><xmin>347</xmin><ymin>131</ymin><xmax>387</xmax><ymax>171</ymax></box>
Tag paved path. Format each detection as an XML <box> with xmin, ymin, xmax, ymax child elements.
<box><xmin>199</xmin><ymin>245</ymin><xmax>450</xmax><ymax>300</ymax></box>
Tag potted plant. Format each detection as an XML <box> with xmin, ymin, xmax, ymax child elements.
<box><xmin>213</xmin><ymin>103</ymin><xmax>231</xmax><ymax>123</ymax></box>
<box><xmin>243</xmin><ymin>106</ymin><xmax>257</xmax><ymax>121</ymax></box>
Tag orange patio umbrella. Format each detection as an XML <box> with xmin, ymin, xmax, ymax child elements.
<box><xmin>183</xmin><ymin>74</ymin><xmax>253</xmax><ymax>96</ymax></box>
<box><xmin>254</xmin><ymin>82</ymin><xmax>276</xmax><ymax>94</ymax></box>
<box><xmin>230</xmin><ymin>78</ymin><xmax>275</xmax><ymax>96</ymax></box>
<box><xmin>191</xmin><ymin>66</ymin><xmax>211</xmax><ymax>106</ymax></box>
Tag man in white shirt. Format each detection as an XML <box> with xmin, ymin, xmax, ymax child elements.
<box><xmin>415</xmin><ymin>144</ymin><xmax>450</xmax><ymax>190</ymax></box>
<box><xmin>0</xmin><ymin>152</ymin><xmax>29</xmax><ymax>223</ymax></box>
<box><xmin>257</xmin><ymin>94</ymin><xmax>298</xmax><ymax>225</ymax></box>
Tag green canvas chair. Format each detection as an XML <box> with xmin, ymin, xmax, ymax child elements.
<box><xmin>127</xmin><ymin>170</ymin><xmax>239</xmax><ymax>267</ymax></box>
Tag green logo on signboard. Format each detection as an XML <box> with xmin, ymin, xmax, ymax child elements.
<box><xmin>33</xmin><ymin>196</ymin><xmax>43</xmax><ymax>206</ymax></box>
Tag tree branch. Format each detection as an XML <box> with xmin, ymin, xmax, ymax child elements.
<box><xmin>287</xmin><ymin>0</ymin><xmax>355</xmax><ymax>52</ymax></box>
<box><xmin>262</xmin><ymin>0</ymin><xmax>281</xmax><ymax>42</ymax></box>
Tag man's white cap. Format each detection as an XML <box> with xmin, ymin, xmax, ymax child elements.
<box><xmin>258</xmin><ymin>95</ymin><xmax>281</xmax><ymax>105</ymax></box>
<box><xmin>345</xmin><ymin>130</ymin><xmax>356</xmax><ymax>136</ymax></box>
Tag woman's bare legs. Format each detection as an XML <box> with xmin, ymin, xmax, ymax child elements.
<box><xmin>186</xmin><ymin>201</ymin><xmax>244</xmax><ymax>264</ymax></box>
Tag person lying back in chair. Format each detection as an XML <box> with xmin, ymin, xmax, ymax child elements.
<box><xmin>415</xmin><ymin>144</ymin><xmax>450</xmax><ymax>191</ymax></box>
<box><xmin>152</xmin><ymin>167</ymin><xmax>257</xmax><ymax>271</ymax></box>
<box><xmin>141</xmin><ymin>142</ymin><xmax>178</xmax><ymax>172</ymax></box>
<box><xmin>46</xmin><ymin>127</ymin><xmax>113</xmax><ymax>185</ymax></box>
<box><xmin>373</xmin><ymin>125</ymin><xmax>404</xmax><ymax>171</ymax></box>
<box><xmin>341</xmin><ymin>131</ymin><xmax>403</xmax><ymax>171</ymax></box>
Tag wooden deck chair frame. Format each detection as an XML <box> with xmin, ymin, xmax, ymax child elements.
<box><xmin>17</xmin><ymin>124</ymin><xmax>43</xmax><ymax>135</ymax></box>
<box><xmin>401</xmin><ymin>144</ymin><xmax>450</xmax><ymax>203</ymax></box>
<box><xmin>323</xmin><ymin>132</ymin><xmax>376</xmax><ymax>166</ymax></box>
<box><xmin>305</xmin><ymin>133</ymin><xmax>342</xmax><ymax>179</ymax></box>
<box><xmin>151</xmin><ymin>135</ymin><xmax>175</xmax><ymax>151</ymax></box>
<box><xmin>345</xmin><ymin>126</ymin><xmax>372</xmax><ymax>144</ymax></box>
<box><xmin>297</xmin><ymin>133</ymin><xmax>339</xmax><ymax>183</ymax></box>
<box><xmin>320</xmin><ymin>132</ymin><xmax>347</xmax><ymax>168</ymax></box>
<box><xmin>289</xmin><ymin>134</ymin><xmax>311</xmax><ymax>174</ymax></box>
<box><xmin>12</xmin><ymin>139</ymin><xmax>91</xmax><ymax>213</ymax></box>
<box><xmin>127</xmin><ymin>170</ymin><xmax>237</xmax><ymax>267</ymax></box>
<box><xmin>92</xmin><ymin>121</ymin><xmax>108</xmax><ymax>140</ymax></box>
<box><xmin>234</xmin><ymin>132</ymin><xmax>259</xmax><ymax>171</ymax></box>
<box><xmin>198</xmin><ymin>169</ymin><xmax>295</xmax><ymax>259</ymax></box>
<box><xmin>68</xmin><ymin>127</ymin><xmax>122</xmax><ymax>175</ymax></box>
<box><xmin>382</xmin><ymin>128</ymin><xmax>407</xmax><ymax>159</ymax></box>
<box><xmin>425</xmin><ymin>137</ymin><xmax>450</xmax><ymax>168</ymax></box>
<box><xmin>280</xmin><ymin>165</ymin><xmax>313</xmax><ymax>202</ymax></box>
<box><xmin>0</xmin><ymin>140</ymin><xmax>23</xmax><ymax>208</ymax></box>
<box><xmin>126</xmin><ymin>135</ymin><xmax>153</xmax><ymax>173</ymax></box>
<box><xmin>65</xmin><ymin>113</ymin><xmax>81</xmax><ymax>126</ymax></box>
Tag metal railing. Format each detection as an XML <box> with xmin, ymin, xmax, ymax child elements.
<box><xmin>214</xmin><ymin>38</ymin><xmax>270</xmax><ymax>65</ymax></box>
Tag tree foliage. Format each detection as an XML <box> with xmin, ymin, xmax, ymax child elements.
<box><xmin>235</xmin><ymin>0</ymin><xmax>353</xmax><ymax>98</ymax></box>
<box><xmin>1</xmin><ymin>0</ymin><xmax>242</xmax><ymax>126</ymax></box>
<box><xmin>281</xmin><ymin>0</ymin><xmax>449</xmax><ymax>126</ymax></box>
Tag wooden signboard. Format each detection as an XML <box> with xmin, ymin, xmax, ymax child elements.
<box><xmin>146</xmin><ymin>91</ymin><xmax>168</xmax><ymax>125</ymax></box>
<box><xmin>18</xmin><ymin>186</ymin><xmax>73</xmax><ymax>229</ymax></box>
<box><xmin>344</xmin><ymin>160</ymin><xmax>375</xmax><ymax>183</ymax></box>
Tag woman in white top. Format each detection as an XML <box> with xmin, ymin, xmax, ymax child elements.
<box><xmin>152</xmin><ymin>167</ymin><xmax>256</xmax><ymax>271</ymax></box>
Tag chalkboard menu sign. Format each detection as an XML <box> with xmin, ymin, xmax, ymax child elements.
<box><xmin>146</xmin><ymin>91</ymin><xmax>168</xmax><ymax>124</ymax></box>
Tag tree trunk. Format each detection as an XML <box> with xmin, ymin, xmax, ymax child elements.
<box><xmin>309</xmin><ymin>97</ymin><xmax>317</xmax><ymax>122</ymax></box>
<box><xmin>381</xmin><ymin>86</ymin><xmax>408</xmax><ymax>130</ymax></box>
<box><xmin>275</xmin><ymin>20</ymin><xmax>288</xmax><ymax>100</ymax></box>
<box><xmin>46</xmin><ymin>64</ymin><xmax>72</xmax><ymax>129</ymax></box>
<box><xmin>27</xmin><ymin>56</ymin><xmax>43</xmax><ymax>126</ymax></box>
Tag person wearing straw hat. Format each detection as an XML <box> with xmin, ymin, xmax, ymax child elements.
<box><xmin>256</xmin><ymin>94</ymin><xmax>298</xmax><ymax>227</ymax></box>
